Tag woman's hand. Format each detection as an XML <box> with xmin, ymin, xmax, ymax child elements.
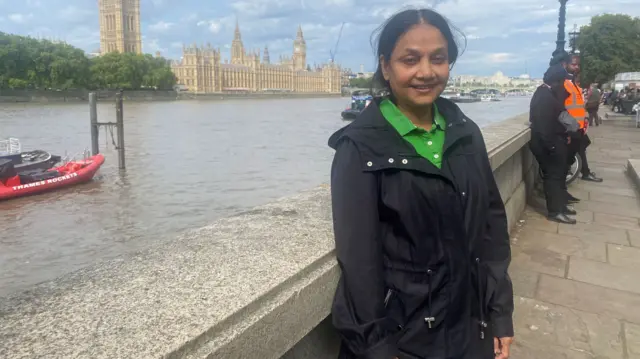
<box><xmin>494</xmin><ymin>337</ymin><xmax>513</xmax><ymax>359</ymax></box>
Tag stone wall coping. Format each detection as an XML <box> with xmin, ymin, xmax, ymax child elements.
<box><xmin>627</xmin><ymin>159</ymin><xmax>640</xmax><ymax>189</ymax></box>
<box><xmin>0</xmin><ymin>114</ymin><xmax>530</xmax><ymax>359</ymax></box>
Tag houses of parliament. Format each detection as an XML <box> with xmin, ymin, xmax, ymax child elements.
<box><xmin>170</xmin><ymin>22</ymin><xmax>342</xmax><ymax>94</ymax></box>
<box><xmin>98</xmin><ymin>0</ymin><xmax>342</xmax><ymax>94</ymax></box>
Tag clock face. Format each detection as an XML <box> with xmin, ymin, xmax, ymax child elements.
<box><xmin>295</xmin><ymin>46</ymin><xmax>300</xmax><ymax>52</ymax></box>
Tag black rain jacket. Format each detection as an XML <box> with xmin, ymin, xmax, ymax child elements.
<box><xmin>328</xmin><ymin>97</ymin><xmax>514</xmax><ymax>359</ymax></box>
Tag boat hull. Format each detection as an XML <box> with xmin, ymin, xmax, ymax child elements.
<box><xmin>0</xmin><ymin>154</ymin><xmax>105</xmax><ymax>201</ymax></box>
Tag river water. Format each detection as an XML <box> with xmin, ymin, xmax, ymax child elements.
<box><xmin>0</xmin><ymin>96</ymin><xmax>530</xmax><ymax>296</ymax></box>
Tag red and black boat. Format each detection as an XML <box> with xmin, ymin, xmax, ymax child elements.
<box><xmin>0</xmin><ymin>154</ymin><xmax>105</xmax><ymax>201</ymax></box>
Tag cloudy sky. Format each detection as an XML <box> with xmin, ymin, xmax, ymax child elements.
<box><xmin>1</xmin><ymin>0</ymin><xmax>639</xmax><ymax>78</ymax></box>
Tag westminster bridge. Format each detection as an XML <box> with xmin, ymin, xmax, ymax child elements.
<box><xmin>346</xmin><ymin>86</ymin><xmax>535</xmax><ymax>95</ymax></box>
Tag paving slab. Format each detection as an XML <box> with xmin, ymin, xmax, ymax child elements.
<box><xmin>572</xmin><ymin>181</ymin><xmax>638</xmax><ymax>197</ymax></box>
<box><xmin>513</xmin><ymin>122</ymin><xmax>640</xmax><ymax>357</ymax></box>
<box><xmin>607</xmin><ymin>243</ymin><xmax>640</xmax><ymax>270</ymax></box>
<box><xmin>558</xmin><ymin>221</ymin><xmax>630</xmax><ymax>245</ymax></box>
<box><xmin>574</xmin><ymin>198</ymin><xmax>640</xmax><ymax>218</ymax></box>
<box><xmin>536</xmin><ymin>275</ymin><xmax>640</xmax><ymax>324</ymax></box>
<box><xmin>508</xmin><ymin>268</ymin><xmax>539</xmax><ymax>299</ymax></box>
<box><xmin>629</xmin><ymin>159</ymin><xmax>640</xmax><ymax>191</ymax></box>
<box><xmin>589</xmin><ymin>191</ymin><xmax>640</xmax><ymax>205</ymax></box>
<box><xmin>513</xmin><ymin>296</ymin><xmax>624</xmax><ymax>358</ymax></box>
<box><xmin>568</xmin><ymin>256</ymin><xmax>640</xmax><ymax>294</ymax></box>
<box><xmin>627</xmin><ymin>322</ymin><xmax>640</xmax><ymax>359</ymax></box>
<box><xmin>514</xmin><ymin>227</ymin><xmax>606</xmax><ymax>262</ymax></box>
<box><xmin>593</xmin><ymin>212</ymin><xmax>640</xmax><ymax>231</ymax></box>
<box><xmin>510</xmin><ymin>245</ymin><xmax>567</xmax><ymax>277</ymax></box>
<box><xmin>629</xmin><ymin>230</ymin><xmax>640</xmax><ymax>247</ymax></box>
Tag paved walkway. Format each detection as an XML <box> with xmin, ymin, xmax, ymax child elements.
<box><xmin>511</xmin><ymin>120</ymin><xmax>640</xmax><ymax>359</ymax></box>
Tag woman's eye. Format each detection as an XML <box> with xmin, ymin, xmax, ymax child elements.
<box><xmin>431</xmin><ymin>56</ymin><xmax>446</xmax><ymax>64</ymax></box>
<box><xmin>402</xmin><ymin>58</ymin><xmax>418</xmax><ymax>65</ymax></box>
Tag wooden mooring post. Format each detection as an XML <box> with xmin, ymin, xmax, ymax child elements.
<box><xmin>89</xmin><ymin>91</ymin><xmax>126</xmax><ymax>170</ymax></box>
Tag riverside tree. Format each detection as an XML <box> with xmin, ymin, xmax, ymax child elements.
<box><xmin>0</xmin><ymin>32</ymin><xmax>176</xmax><ymax>90</ymax></box>
<box><xmin>577</xmin><ymin>14</ymin><xmax>640</xmax><ymax>85</ymax></box>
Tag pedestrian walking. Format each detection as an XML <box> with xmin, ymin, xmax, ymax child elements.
<box><xmin>328</xmin><ymin>8</ymin><xmax>514</xmax><ymax>359</ymax></box>
<box><xmin>586</xmin><ymin>83</ymin><xmax>602</xmax><ymax>126</ymax></box>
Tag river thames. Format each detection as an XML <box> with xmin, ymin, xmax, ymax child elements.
<box><xmin>0</xmin><ymin>96</ymin><xmax>530</xmax><ymax>296</ymax></box>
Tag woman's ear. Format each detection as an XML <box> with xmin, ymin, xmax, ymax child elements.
<box><xmin>380</xmin><ymin>55</ymin><xmax>389</xmax><ymax>81</ymax></box>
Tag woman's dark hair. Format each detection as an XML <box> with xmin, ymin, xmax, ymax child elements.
<box><xmin>370</xmin><ymin>7</ymin><xmax>466</xmax><ymax>93</ymax></box>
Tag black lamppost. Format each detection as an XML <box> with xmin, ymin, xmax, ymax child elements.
<box><xmin>550</xmin><ymin>0</ymin><xmax>569</xmax><ymax>63</ymax></box>
<box><xmin>568</xmin><ymin>24</ymin><xmax>580</xmax><ymax>54</ymax></box>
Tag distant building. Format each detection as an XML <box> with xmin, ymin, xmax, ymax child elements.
<box><xmin>450</xmin><ymin>71</ymin><xmax>540</xmax><ymax>88</ymax></box>
<box><xmin>170</xmin><ymin>22</ymin><xmax>342</xmax><ymax>94</ymax></box>
<box><xmin>98</xmin><ymin>0</ymin><xmax>142</xmax><ymax>54</ymax></box>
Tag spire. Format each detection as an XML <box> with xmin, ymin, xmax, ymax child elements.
<box><xmin>263</xmin><ymin>45</ymin><xmax>270</xmax><ymax>64</ymax></box>
<box><xmin>234</xmin><ymin>17</ymin><xmax>241</xmax><ymax>40</ymax></box>
<box><xmin>297</xmin><ymin>25</ymin><xmax>303</xmax><ymax>39</ymax></box>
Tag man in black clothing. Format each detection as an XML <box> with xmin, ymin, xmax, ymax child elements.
<box><xmin>529</xmin><ymin>64</ymin><xmax>577</xmax><ymax>224</ymax></box>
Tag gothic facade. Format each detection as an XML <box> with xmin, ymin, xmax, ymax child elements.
<box><xmin>98</xmin><ymin>0</ymin><xmax>142</xmax><ymax>54</ymax></box>
<box><xmin>171</xmin><ymin>23</ymin><xmax>342</xmax><ymax>94</ymax></box>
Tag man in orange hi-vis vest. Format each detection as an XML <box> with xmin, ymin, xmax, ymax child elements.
<box><xmin>559</xmin><ymin>54</ymin><xmax>603</xmax><ymax>183</ymax></box>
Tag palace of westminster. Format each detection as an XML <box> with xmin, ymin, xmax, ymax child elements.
<box><xmin>97</xmin><ymin>0</ymin><xmax>342</xmax><ymax>94</ymax></box>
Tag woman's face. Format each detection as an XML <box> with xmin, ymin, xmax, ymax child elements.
<box><xmin>381</xmin><ymin>23</ymin><xmax>450</xmax><ymax>108</ymax></box>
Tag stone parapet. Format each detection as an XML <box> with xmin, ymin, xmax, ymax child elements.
<box><xmin>0</xmin><ymin>114</ymin><xmax>533</xmax><ymax>359</ymax></box>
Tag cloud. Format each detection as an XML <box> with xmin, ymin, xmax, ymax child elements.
<box><xmin>26</xmin><ymin>0</ymin><xmax>42</xmax><ymax>8</ymax></box>
<box><xmin>181</xmin><ymin>13</ymin><xmax>197</xmax><ymax>22</ymax></box>
<box><xmin>149</xmin><ymin>21</ymin><xmax>174</xmax><ymax>32</ymax></box>
<box><xmin>8</xmin><ymin>13</ymin><xmax>33</xmax><ymax>24</ymax></box>
<box><xmin>58</xmin><ymin>6</ymin><xmax>93</xmax><ymax>22</ymax></box>
<box><xmin>3</xmin><ymin>0</ymin><xmax>640</xmax><ymax>77</ymax></box>
<box><xmin>143</xmin><ymin>38</ymin><xmax>167</xmax><ymax>54</ymax></box>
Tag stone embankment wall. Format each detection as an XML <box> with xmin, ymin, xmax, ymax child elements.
<box><xmin>0</xmin><ymin>89</ymin><xmax>342</xmax><ymax>103</ymax></box>
<box><xmin>0</xmin><ymin>115</ymin><xmax>535</xmax><ymax>359</ymax></box>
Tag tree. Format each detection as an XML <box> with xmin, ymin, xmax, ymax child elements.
<box><xmin>0</xmin><ymin>31</ymin><xmax>176</xmax><ymax>90</ymax></box>
<box><xmin>577</xmin><ymin>14</ymin><xmax>640</xmax><ymax>85</ymax></box>
<box><xmin>349</xmin><ymin>77</ymin><xmax>373</xmax><ymax>88</ymax></box>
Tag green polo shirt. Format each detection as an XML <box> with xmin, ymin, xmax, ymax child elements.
<box><xmin>379</xmin><ymin>99</ymin><xmax>446</xmax><ymax>168</ymax></box>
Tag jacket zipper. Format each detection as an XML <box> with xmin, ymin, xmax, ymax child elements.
<box><xmin>445</xmin><ymin>160</ymin><xmax>485</xmax><ymax>342</ymax></box>
<box><xmin>384</xmin><ymin>288</ymin><xmax>394</xmax><ymax>308</ymax></box>
<box><xmin>384</xmin><ymin>288</ymin><xmax>404</xmax><ymax>331</ymax></box>
<box><xmin>424</xmin><ymin>269</ymin><xmax>435</xmax><ymax>328</ymax></box>
<box><xmin>476</xmin><ymin>257</ymin><xmax>487</xmax><ymax>339</ymax></box>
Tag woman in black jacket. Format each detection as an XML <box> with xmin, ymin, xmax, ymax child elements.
<box><xmin>328</xmin><ymin>8</ymin><xmax>514</xmax><ymax>359</ymax></box>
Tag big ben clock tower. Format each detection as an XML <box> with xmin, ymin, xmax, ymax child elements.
<box><xmin>293</xmin><ymin>25</ymin><xmax>306</xmax><ymax>71</ymax></box>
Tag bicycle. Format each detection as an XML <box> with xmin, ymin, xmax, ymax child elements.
<box><xmin>537</xmin><ymin>153</ymin><xmax>582</xmax><ymax>185</ymax></box>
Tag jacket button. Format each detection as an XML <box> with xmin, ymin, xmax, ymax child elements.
<box><xmin>402</xmin><ymin>159</ymin><xmax>408</xmax><ymax>164</ymax></box>
<box><xmin>388</xmin><ymin>158</ymin><xmax>394</xmax><ymax>163</ymax></box>
<box><xmin>366</xmin><ymin>161</ymin><xmax>373</xmax><ymax>167</ymax></box>
<box><xmin>462</xmin><ymin>192</ymin><xmax>466</xmax><ymax>196</ymax></box>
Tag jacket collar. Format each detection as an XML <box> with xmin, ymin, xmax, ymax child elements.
<box><xmin>328</xmin><ymin>96</ymin><xmax>476</xmax><ymax>157</ymax></box>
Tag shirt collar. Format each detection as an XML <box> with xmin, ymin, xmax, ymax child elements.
<box><xmin>379</xmin><ymin>98</ymin><xmax>446</xmax><ymax>136</ymax></box>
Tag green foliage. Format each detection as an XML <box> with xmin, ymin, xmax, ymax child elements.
<box><xmin>577</xmin><ymin>14</ymin><xmax>640</xmax><ymax>85</ymax></box>
<box><xmin>349</xmin><ymin>77</ymin><xmax>373</xmax><ymax>88</ymax></box>
<box><xmin>0</xmin><ymin>32</ymin><xmax>177</xmax><ymax>90</ymax></box>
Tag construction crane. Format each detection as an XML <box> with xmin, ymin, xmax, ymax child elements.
<box><xmin>329</xmin><ymin>22</ymin><xmax>345</xmax><ymax>63</ymax></box>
